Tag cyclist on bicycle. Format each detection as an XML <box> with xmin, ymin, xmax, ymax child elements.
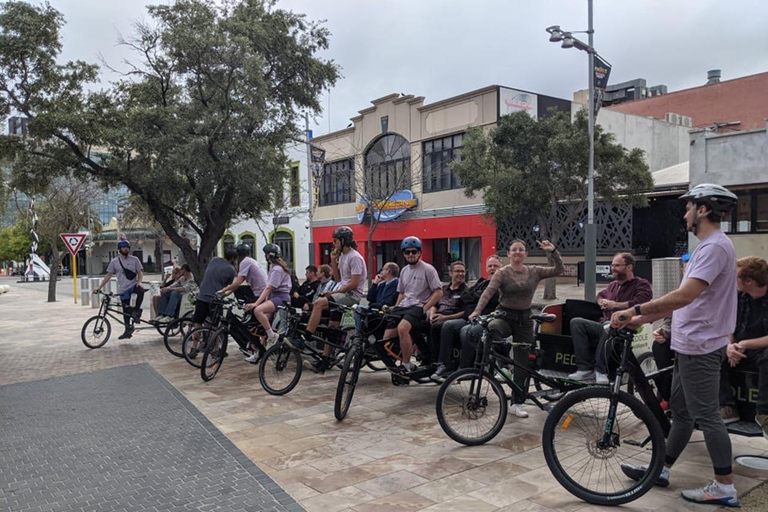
<box><xmin>93</xmin><ymin>237</ymin><xmax>145</xmax><ymax>339</ymax></box>
<box><xmin>243</xmin><ymin>244</ymin><xmax>292</xmax><ymax>358</ymax></box>
<box><xmin>468</xmin><ymin>238</ymin><xmax>563</xmax><ymax>418</ymax></box>
<box><xmin>611</xmin><ymin>183</ymin><xmax>740</xmax><ymax>507</ymax></box>
<box><xmin>382</xmin><ymin>236</ymin><xmax>443</xmax><ymax>374</ymax></box>
<box><xmin>288</xmin><ymin>226</ymin><xmax>367</xmax><ymax>373</ymax></box>
<box><xmin>191</xmin><ymin>249</ymin><xmax>238</xmax><ymax>338</ymax></box>
<box><xmin>218</xmin><ymin>243</ymin><xmax>267</xmax><ymax>303</ymax></box>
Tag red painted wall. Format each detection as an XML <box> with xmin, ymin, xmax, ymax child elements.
<box><xmin>313</xmin><ymin>214</ymin><xmax>499</xmax><ymax>278</ymax></box>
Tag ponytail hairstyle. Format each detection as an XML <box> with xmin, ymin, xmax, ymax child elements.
<box><xmin>269</xmin><ymin>254</ymin><xmax>291</xmax><ymax>274</ymax></box>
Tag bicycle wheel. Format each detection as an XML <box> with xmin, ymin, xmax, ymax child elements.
<box><xmin>182</xmin><ymin>326</ymin><xmax>214</xmax><ymax>369</ymax></box>
<box><xmin>436</xmin><ymin>368</ymin><xmax>508</xmax><ymax>446</ymax></box>
<box><xmin>335</xmin><ymin>343</ymin><xmax>365</xmax><ymax>421</ymax></box>
<box><xmin>259</xmin><ymin>342</ymin><xmax>303</xmax><ymax>395</ymax></box>
<box><xmin>201</xmin><ymin>328</ymin><xmax>228</xmax><ymax>382</ymax></box>
<box><xmin>81</xmin><ymin>316</ymin><xmax>112</xmax><ymax>349</ymax></box>
<box><xmin>164</xmin><ymin>317</ymin><xmax>193</xmax><ymax>358</ymax></box>
<box><xmin>542</xmin><ymin>387</ymin><xmax>665</xmax><ymax>506</ymax></box>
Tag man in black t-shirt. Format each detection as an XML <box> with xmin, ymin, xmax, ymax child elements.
<box><xmin>719</xmin><ymin>256</ymin><xmax>768</xmax><ymax>437</ymax></box>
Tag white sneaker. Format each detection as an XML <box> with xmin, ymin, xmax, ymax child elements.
<box><xmin>595</xmin><ymin>372</ymin><xmax>610</xmax><ymax>384</ymax></box>
<box><xmin>266</xmin><ymin>331</ymin><xmax>279</xmax><ymax>346</ymax></box>
<box><xmin>245</xmin><ymin>352</ymin><xmax>260</xmax><ymax>364</ymax></box>
<box><xmin>509</xmin><ymin>404</ymin><xmax>529</xmax><ymax>418</ymax></box>
<box><xmin>153</xmin><ymin>315</ymin><xmax>164</xmax><ymax>322</ymax></box>
<box><xmin>568</xmin><ymin>370</ymin><xmax>595</xmax><ymax>381</ymax></box>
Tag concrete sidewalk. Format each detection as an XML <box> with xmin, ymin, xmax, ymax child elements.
<box><xmin>1</xmin><ymin>281</ymin><xmax>766</xmax><ymax>512</ymax></box>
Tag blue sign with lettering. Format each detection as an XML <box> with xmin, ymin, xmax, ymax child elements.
<box><xmin>356</xmin><ymin>190</ymin><xmax>418</xmax><ymax>223</ymax></box>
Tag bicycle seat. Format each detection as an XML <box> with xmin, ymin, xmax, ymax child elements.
<box><xmin>530</xmin><ymin>313</ymin><xmax>557</xmax><ymax>323</ymax></box>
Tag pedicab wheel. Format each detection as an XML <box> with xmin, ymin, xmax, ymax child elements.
<box><xmin>334</xmin><ymin>344</ymin><xmax>364</xmax><ymax>421</ymax></box>
<box><xmin>164</xmin><ymin>317</ymin><xmax>193</xmax><ymax>358</ymax></box>
<box><xmin>81</xmin><ymin>316</ymin><xmax>112</xmax><ymax>349</ymax></box>
<box><xmin>436</xmin><ymin>368</ymin><xmax>507</xmax><ymax>446</ymax></box>
<box><xmin>259</xmin><ymin>342</ymin><xmax>303</xmax><ymax>396</ymax></box>
<box><xmin>200</xmin><ymin>328</ymin><xmax>228</xmax><ymax>382</ymax></box>
<box><xmin>542</xmin><ymin>387</ymin><xmax>666</xmax><ymax>506</ymax></box>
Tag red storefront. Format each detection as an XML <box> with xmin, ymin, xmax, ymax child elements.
<box><xmin>312</xmin><ymin>214</ymin><xmax>498</xmax><ymax>281</ymax></box>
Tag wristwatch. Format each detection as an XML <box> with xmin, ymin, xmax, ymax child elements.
<box><xmin>634</xmin><ymin>304</ymin><xmax>642</xmax><ymax>315</ymax></box>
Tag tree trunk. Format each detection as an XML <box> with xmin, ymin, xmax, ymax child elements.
<box><xmin>47</xmin><ymin>243</ymin><xmax>61</xmax><ymax>303</ymax></box>
<box><xmin>154</xmin><ymin>237</ymin><xmax>164</xmax><ymax>273</ymax></box>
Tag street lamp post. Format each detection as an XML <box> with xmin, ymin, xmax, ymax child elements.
<box><xmin>546</xmin><ymin>0</ymin><xmax>597</xmax><ymax>301</ymax></box>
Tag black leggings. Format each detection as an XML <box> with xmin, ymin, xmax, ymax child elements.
<box><xmin>121</xmin><ymin>286</ymin><xmax>145</xmax><ymax>327</ymax></box>
<box><xmin>487</xmin><ymin>308</ymin><xmax>533</xmax><ymax>405</ymax></box>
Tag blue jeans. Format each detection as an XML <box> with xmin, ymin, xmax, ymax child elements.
<box><xmin>159</xmin><ymin>291</ymin><xmax>182</xmax><ymax>317</ymax></box>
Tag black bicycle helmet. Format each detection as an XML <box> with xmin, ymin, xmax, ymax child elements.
<box><xmin>263</xmin><ymin>243</ymin><xmax>281</xmax><ymax>259</ymax></box>
<box><xmin>679</xmin><ymin>183</ymin><xmax>737</xmax><ymax>213</ymax></box>
<box><xmin>332</xmin><ymin>226</ymin><xmax>354</xmax><ymax>247</ymax></box>
<box><xmin>401</xmin><ymin>236</ymin><xmax>422</xmax><ymax>251</ymax></box>
<box><xmin>236</xmin><ymin>243</ymin><xmax>251</xmax><ymax>258</ymax></box>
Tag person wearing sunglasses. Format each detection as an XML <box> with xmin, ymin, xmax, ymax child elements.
<box><xmin>382</xmin><ymin>236</ymin><xmax>443</xmax><ymax>375</ymax></box>
<box><xmin>569</xmin><ymin>252</ymin><xmax>652</xmax><ymax>384</ymax></box>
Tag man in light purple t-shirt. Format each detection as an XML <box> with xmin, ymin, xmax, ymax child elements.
<box><xmin>383</xmin><ymin>236</ymin><xmax>443</xmax><ymax>374</ymax></box>
<box><xmin>289</xmin><ymin>226</ymin><xmax>367</xmax><ymax>373</ymax></box>
<box><xmin>218</xmin><ymin>244</ymin><xmax>267</xmax><ymax>303</ymax></box>
<box><xmin>611</xmin><ymin>184</ymin><xmax>740</xmax><ymax>507</ymax></box>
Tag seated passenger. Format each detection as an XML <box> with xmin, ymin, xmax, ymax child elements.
<box><xmin>569</xmin><ymin>252</ymin><xmax>652</xmax><ymax>384</ymax></box>
<box><xmin>719</xmin><ymin>256</ymin><xmax>768</xmax><ymax>436</ymax></box>
<box><xmin>153</xmin><ymin>266</ymin><xmax>181</xmax><ymax>320</ymax></box>
<box><xmin>154</xmin><ymin>264</ymin><xmax>198</xmax><ymax>322</ymax></box>
<box><xmin>382</xmin><ymin>236</ymin><xmax>443</xmax><ymax>374</ymax></box>
<box><xmin>291</xmin><ymin>265</ymin><xmax>321</xmax><ymax>309</ymax></box>
<box><xmin>427</xmin><ymin>261</ymin><xmax>467</xmax><ymax>366</ymax></box>
<box><xmin>354</xmin><ymin>263</ymin><xmax>400</xmax><ymax>335</ymax></box>
<box><xmin>431</xmin><ymin>255</ymin><xmax>502</xmax><ymax>381</ymax></box>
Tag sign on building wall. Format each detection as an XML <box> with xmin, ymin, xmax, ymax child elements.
<box><xmin>356</xmin><ymin>190</ymin><xmax>418</xmax><ymax>223</ymax></box>
<box><xmin>499</xmin><ymin>88</ymin><xmax>538</xmax><ymax>119</ymax></box>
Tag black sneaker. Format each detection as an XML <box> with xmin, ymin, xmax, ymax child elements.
<box><xmin>620</xmin><ymin>463</ymin><xmax>669</xmax><ymax>487</ymax></box>
<box><xmin>310</xmin><ymin>358</ymin><xmax>330</xmax><ymax>374</ymax></box>
<box><xmin>118</xmin><ymin>327</ymin><xmax>134</xmax><ymax>340</ymax></box>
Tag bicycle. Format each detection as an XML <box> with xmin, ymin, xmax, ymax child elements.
<box><xmin>258</xmin><ymin>303</ymin><xmax>354</xmax><ymax>396</ymax></box>
<box><xmin>334</xmin><ymin>305</ymin><xmax>440</xmax><ymax>421</ymax></box>
<box><xmin>436</xmin><ymin>312</ymin><xmax>670</xmax><ymax>506</ymax></box>
<box><xmin>82</xmin><ymin>290</ymin><xmax>173</xmax><ymax>348</ymax></box>
<box><xmin>197</xmin><ymin>298</ymin><xmax>270</xmax><ymax>381</ymax></box>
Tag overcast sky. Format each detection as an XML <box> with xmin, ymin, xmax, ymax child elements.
<box><xmin>51</xmin><ymin>0</ymin><xmax>768</xmax><ymax>136</ymax></box>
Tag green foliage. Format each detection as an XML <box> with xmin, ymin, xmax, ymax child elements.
<box><xmin>0</xmin><ymin>221</ymin><xmax>30</xmax><ymax>261</ymax></box>
<box><xmin>452</xmin><ymin>109</ymin><xmax>654</xmax><ymax>242</ymax></box>
<box><xmin>0</xmin><ymin>0</ymin><xmax>338</xmax><ymax>280</ymax></box>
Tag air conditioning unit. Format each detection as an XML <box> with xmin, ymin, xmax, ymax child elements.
<box><xmin>681</xmin><ymin>116</ymin><xmax>693</xmax><ymax>127</ymax></box>
<box><xmin>665</xmin><ymin>112</ymin><xmax>681</xmax><ymax>125</ymax></box>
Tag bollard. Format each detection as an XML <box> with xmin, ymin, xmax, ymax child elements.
<box><xmin>90</xmin><ymin>277</ymin><xmax>102</xmax><ymax>309</ymax></box>
<box><xmin>80</xmin><ymin>276</ymin><xmax>90</xmax><ymax>306</ymax></box>
<box><xmin>148</xmin><ymin>281</ymin><xmax>161</xmax><ymax>317</ymax></box>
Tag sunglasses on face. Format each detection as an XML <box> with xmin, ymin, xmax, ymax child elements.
<box><xmin>403</xmin><ymin>249</ymin><xmax>420</xmax><ymax>255</ymax></box>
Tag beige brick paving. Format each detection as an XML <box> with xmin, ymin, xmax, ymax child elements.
<box><xmin>2</xmin><ymin>279</ymin><xmax>766</xmax><ymax>512</ymax></box>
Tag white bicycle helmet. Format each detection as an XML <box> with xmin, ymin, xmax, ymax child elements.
<box><xmin>679</xmin><ymin>183</ymin><xmax>737</xmax><ymax>213</ymax></box>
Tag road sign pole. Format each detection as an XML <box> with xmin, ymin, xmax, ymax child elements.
<box><xmin>72</xmin><ymin>253</ymin><xmax>78</xmax><ymax>304</ymax></box>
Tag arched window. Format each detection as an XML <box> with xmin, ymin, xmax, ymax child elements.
<box><xmin>364</xmin><ymin>134</ymin><xmax>411</xmax><ymax>197</ymax></box>
<box><xmin>223</xmin><ymin>234</ymin><xmax>235</xmax><ymax>254</ymax></box>
<box><xmin>272</xmin><ymin>231</ymin><xmax>294</xmax><ymax>270</ymax></box>
<box><xmin>240</xmin><ymin>235</ymin><xmax>255</xmax><ymax>258</ymax></box>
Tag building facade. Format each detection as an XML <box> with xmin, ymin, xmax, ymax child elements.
<box><xmin>689</xmin><ymin>122</ymin><xmax>768</xmax><ymax>256</ymax></box>
<box><xmin>309</xmin><ymin>86</ymin><xmax>575</xmax><ymax>280</ymax></box>
<box><xmin>219</xmin><ymin>142</ymin><xmax>312</xmax><ymax>275</ymax></box>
